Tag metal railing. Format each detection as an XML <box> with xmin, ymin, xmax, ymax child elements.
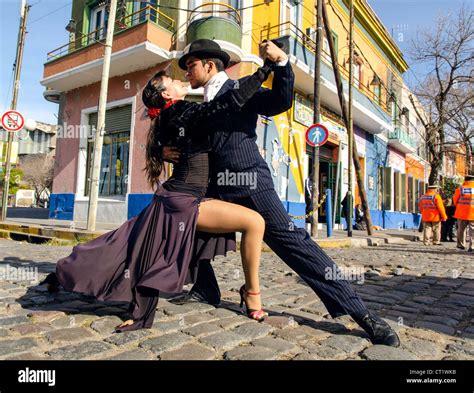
<box><xmin>389</xmin><ymin>127</ymin><xmax>416</xmax><ymax>147</ymax></box>
<box><xmin>260</xmin><ymin>21</ymin><xmax>389</xmax><ymax>114</ymax></box>
<box><xmin>46</xmin><ymin>5</ymin><xmax>175</xmax><ymax>62</ymax></box>
<box><xmin>188</xmin><ymin>2</ymin><xmax>242</xmax><ymax>27</ymax></box>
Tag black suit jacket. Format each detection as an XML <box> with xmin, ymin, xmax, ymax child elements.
<box><xmin>207</xmin><ymin>62</ymin><xmax>295</xmax><ymax>200</ymax></box>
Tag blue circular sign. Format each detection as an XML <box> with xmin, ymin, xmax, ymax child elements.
<box><xmin>305</xmin><ymin>124</ymin><xmax>329</xmax><ymax>147</ymax></box>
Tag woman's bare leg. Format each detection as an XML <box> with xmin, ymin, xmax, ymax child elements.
<box><xmin>196</xmin><ymin>199</ymin><xmax>265</xmax><ymax>312</ymax></box>
<box><xmin>117</xmin><ymin>199</ymin><xmax>266</xmax><ymax>330</ymax></box>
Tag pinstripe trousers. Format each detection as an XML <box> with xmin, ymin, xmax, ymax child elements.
<box><xmin>193</xmin><ymin>188</ymin><xmax>368</xmax><ymax>318</ymax></box>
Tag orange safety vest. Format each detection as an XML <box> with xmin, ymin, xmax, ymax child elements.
<box><xmin>453</xmin><ymin>181</ymin><xmax>474</xmax><ymax>220</ymax></box>
<box><xmin>420</xmin><ymin>192</ymin><xmax>447</xmax><ymax>222</ymax></box>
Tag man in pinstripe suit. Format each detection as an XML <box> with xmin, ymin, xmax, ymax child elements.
<box><xmin>167</xmin><ymin>39</ymin><xmax>399</xmax><ymax>347</ymax></box>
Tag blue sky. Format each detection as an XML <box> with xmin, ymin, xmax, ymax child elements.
<box><xmin>0</xmin><ymin>0</ymin><xmax>468</xmax><ymax>125</ymax></box>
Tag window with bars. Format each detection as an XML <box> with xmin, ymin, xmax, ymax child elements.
<box><xmin>86</xmin><ymin>105</ymin><xmax>131</xmax><ymax>197</ymax></box>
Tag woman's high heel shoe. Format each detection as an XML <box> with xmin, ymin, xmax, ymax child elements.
<box><xmin>239</xmin><ymin>285</ymin><xmax>267</xmax><ymax>322</ymax></box>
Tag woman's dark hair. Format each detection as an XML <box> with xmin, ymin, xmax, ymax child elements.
<box><xmin>142</xmin><ymin>70</ymin><xmax>170</xmax><ymax>188</ymax></box>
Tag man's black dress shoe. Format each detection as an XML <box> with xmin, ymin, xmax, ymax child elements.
<box><xmin>168</xmin><ymin>291</ymin><xmax>220</xmax><ymax>306</ymax></box>
<box><xmin>353</xmin><ymin>312</ymin><xmax>401</xmax><ymax>347</ymax></box>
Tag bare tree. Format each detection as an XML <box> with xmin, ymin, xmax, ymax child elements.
<box><xmin>20</xmin><ymin>154</ymin><xmax>54</xmax><ymax>207</ymax></box>
<box><xmin>446</xmin><ymin>85</ymin><xmax>474</xmax><ymax>175</ymax></box>
<box><xmin>408</xmin><ymin>4</ymin><xmax>474</xmax><ymax>183</ymax></box>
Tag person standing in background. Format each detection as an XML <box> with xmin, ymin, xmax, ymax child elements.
<box><xmin>441</xmin><ymin>198</ymin><xmax>456</xmax><ymax>242</ymax></box>
<box><xmin>420</xmin><ymin>185</ymin><xmax>447</xmax><ymax>246</ymax></box>
<box><xmin>453</xmin><ymin>175</ymin><xmax>474</xmax><ymax>252</ymax></box>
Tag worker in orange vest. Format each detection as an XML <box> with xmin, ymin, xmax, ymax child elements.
<box><xmin>419</xmin><ymin>184</ymin><xmax>447</xmax><ymax>246</ymax></box>
<box><xmin>453</xmin><ymin>174</ymin><xmax>474</xmax><ymax>252</ymax></box>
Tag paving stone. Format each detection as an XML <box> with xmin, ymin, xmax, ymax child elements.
<box><xmin>208</xmin><ymin>308</ymin><xmax>238</xmax><ymax>319</ymax></box>
<box><xmin>291</xmin><ymin>352</ymin><xmax>320</xmax><ymax>360</ymax></box>
<box><xmin>0</xmin><ymin>315</ymin><xmax>29</xmax><ymax>327</ymax></box>
<box><xmin>231</xmin><ymin>322</ymin><xmax>273</xmax><ymax>341</ymax></box>
<box><xmin>420</xmin><ymin>315</ymin><xmax>459</xmax><ymax>327</ymax></box>
<box><xmin>5</xmin><ymin>352</ymin><xmax>50</xmax><ymax>360</ymax></box>
<box><xmin>183</xmin><ymin>313</ymin><xmax>218</xmax><ymax>326</ymax></box>
<box><xmin>49</xmin><ymin>314</ymin><xmax>99</xmax><ymax>328</ymax></box>
<box><xmin>224</xmin><ymin>345</ymin><xmax>278</xmax><ymax>360</ymax></box>
<box><xmin>104</xmin><ymin>329</ymin><xmax>152</xmax><ymax>346</ymax></box>
<box><xmin>139</xmin><ymin>332</ymin><xmax>193</xmax><ymax>355</ymax></box>
<box><xmin>152</xmin><ymin>319</ymin><xmax>188</xmax><ymax>333</ymax></box>
<box><xmin>319</xmin><ymin>334</ymin><xmax>370</xmax><ymax>354</ymax></box>
<box><xmin>160</xmin><ymin>344</ymin><xmax>216</xmax><ymax>360</ymax></box>
<box><xmin>90</xmin><ymin>316</ymin><xmax>124</xmax><ymax>334</ymax></box>
<box><xmin>361</xmin><ymin>345</ymin><xmax>418</xmax><ymax>360</ymax></box>
<box><xmin>273</xmin><ymin>325</ymin><xmax>324</xmax><ymax>343</ymax></box>
<box><xmin>0</xmin><ymin>338</ymin><xmax>39</xmax><ymax>357</ymax></box>
<box><xmin>262</xmin><ymin>315</ymin><xmax>295</xmax><ymax>329</ymax></box>
<box><xmin>161</xmin><ymin>304</ymin><xmax>202</xmax><ymax>317</ymax></box>
<box><xmin>446</xmin><ymin>342</ymin><xmax>474</xmax><ymax>357</ymax></box>
<box><xmin>47</xmin><ymin>341</ymin><xmax>114</xmax><ymax>360</ymax></box>
<box><xmin>45</xmin><ymin>327</ymin><xmax>95</xmax><ymax>343</ymax></box>
<box><xmin>105</xmin><ymin>348</ymin><xmax>155</xmax><ymax>360</ymax></box>
<box><xmin>199</xmin><ymin>331</ymin><xmax>247</xmax><ymax>351</ymax></box>
<box><xmin>182</xmin><ymin>323</ymin><xmax>222</xmax><ymax>338</ymax></box>
<box><xmin>10</xmin><ymin>322</ymin><xmax>54</xmax><ymax>335</ymax></box>
<box><xmin>215</xmin><ymin>316</ymin><xmax>249</xmax><ymax>329</ymax></box>
<box><xmin>401</xmin><ymin>337</ymin><xmax>443</xmax><ymax>359</ymax></box>
<box><xmin>301</xmin><ymin>342</ymin><xmax>348</xmax><ymax>360</ymax></box>
<box><xmin>414</xmin><ymin>321</ymin><xmax>456</xmax><ymax>336</ymax></box>
<box><xmin>251</xmin><ymin>336</ymin><xmax>298</xmax><ymax>354</ymax></box>
<box><xmin>27</xmin><ymin>310</ymin><xmax>66</xmax><ymax>322</ymax></box>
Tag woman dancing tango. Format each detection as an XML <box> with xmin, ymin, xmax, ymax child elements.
<box><xmin>40</xmin><ymin>60</ymin><xmax>274</xmax><ymax>332</ymax></box>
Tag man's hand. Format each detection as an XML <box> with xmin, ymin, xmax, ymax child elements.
<box><xmin>259</xmin><ymin>40</ymin><xmax>288</xmax><ymax>63</ymax></box>
<box><xmin>162</xmin><ymin>146</ymin><xmax>180</xmax><ymax>164</ymax></box>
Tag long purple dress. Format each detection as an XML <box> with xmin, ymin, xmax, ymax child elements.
<box><xmin>45</xmin><ymin>65</ymin><xmax>272</xmax><ymax>331</ymax></box>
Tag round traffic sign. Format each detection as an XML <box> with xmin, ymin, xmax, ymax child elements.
<box><xmin>305</xmin><ymin>123</ymin><xmax>329</xmax><ymax>147</ymax></box>
<box><xmin>1</xmin><ymin>110</ymin><xmax>25</xmax><ymax>132</ymax></box>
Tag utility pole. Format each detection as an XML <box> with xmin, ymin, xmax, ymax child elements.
<box><xmin>321</xmin><ymin>0</ymin><xmax>373</xmax><ymax>235</ymax></box>
<box><xmin>0</xmin><ymin>1</ymin><xmax>30</xmax><ymax>221</ymax></box>
<box><xmin>347</xmin><ymin>0</ymin><xmax>354</xmax><ymax>237</ymax></box>
<box><xmin>310</xmin><ymin>0</ymin><xmax>323</xmax><ymax>237</ymax></box>
<box><xmin>87</xmin><ymin>0</ymin><xmax>118</xmax><ymax>231</ymax></box>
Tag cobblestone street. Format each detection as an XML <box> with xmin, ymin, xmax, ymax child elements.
<box><xmin>0</xmin><ymin>238</ymin><xmax>472</xmax><ymax>361</ymax></box>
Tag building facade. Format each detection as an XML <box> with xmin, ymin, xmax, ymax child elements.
<box><xmin>42</xmin><ymin>0</ymin><xmax>428</xmax><ymax>229</ymax></box>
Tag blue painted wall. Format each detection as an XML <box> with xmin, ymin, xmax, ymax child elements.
<box><xmin>342</xmin><ymin>210</ymin><xmax>421</xmax><ymax>230</ymax></box>
<box><xmin>127</xmin><ymin>193</ymin><xmax>154</xmax><ymax>219</ymax></box>
<box><xmin>48</xmin><ymin>193</ymin><xmax>75</xmax><ymax>220</ymax></box>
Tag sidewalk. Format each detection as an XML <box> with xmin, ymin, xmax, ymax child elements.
<box><xmin>0</xmin><ymin>216</ymin><xmax>422</xmax><ymax>248</ymax></box>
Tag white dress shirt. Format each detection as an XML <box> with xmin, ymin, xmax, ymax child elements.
<box><xmin>203</xmin><ymin>57</ymin><xmax>289</xmax><ymax>102</ymax></box>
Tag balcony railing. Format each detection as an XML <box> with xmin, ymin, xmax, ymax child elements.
<box><xmin>260</xmin><ymin>21</ymin><xmax>389</xmax><ymax>114</ymax></box>
<box><xmin>188</xmin><ymin>2</ymin><xmax>241</xmax><ymax>27</ymax></box>
<box><xmin>46</xmin><ymin>5</ymin><xmax>175</xmax><ymax>62</ymax></box>
<box><xmin>181</xmin><ymin>2</ymin><xmax>242</xmax><ymax>48</ymax></box>
<box><xmin>389</xmin><ymin>127</ymin><xmax>416</xmax><ymax>148</ymax></box>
